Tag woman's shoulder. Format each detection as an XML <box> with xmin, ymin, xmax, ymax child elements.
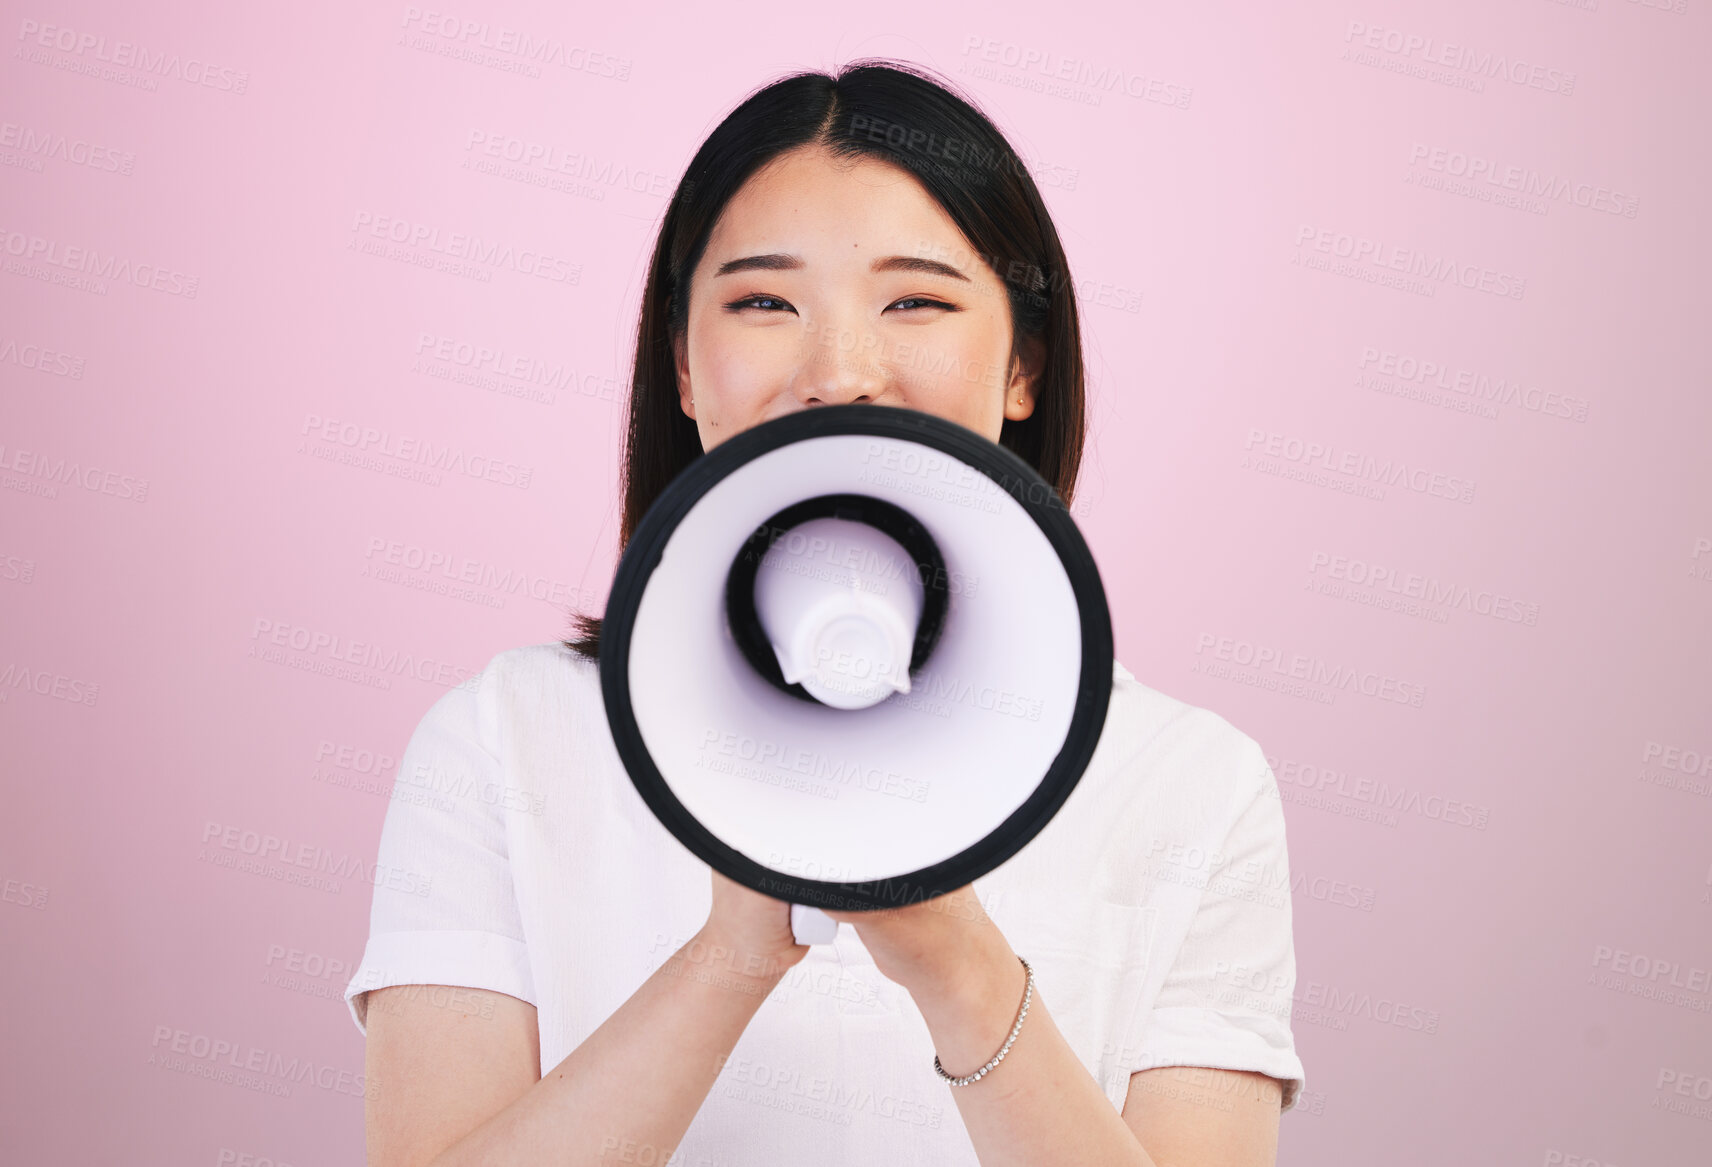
<box><xmin>469</xmin><ymin>640</ymin><xmax>599</xmax><ymax>699</ymax></box>
<box><xmin>427</xmin><ymin>642</ymin><xmax>603</xmax><ymax>749</ymax></box>
<box><xmin>1109</xmin><ymin>658</ymin><xmax>1264</xmax><ymax>757</ymax></box>
<box><xmin>1102</xmin><ymin>657</ymin><xmax>1273</xmax><ymax>808</ymax></box>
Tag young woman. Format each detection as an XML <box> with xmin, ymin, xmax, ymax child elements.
<box><xmin>346</xmin><ymin>60</ymin><xmax>1304</xmax><ymax>1166</ymax></box>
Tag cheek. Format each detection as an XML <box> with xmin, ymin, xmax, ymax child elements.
<box><xmin>693</xmin><ymin>323</ymin><xmax>790</xmax><ymax>407</ymax></box>
<box><xmin>894</xmin><ymin>329</ymin><xmax>1009</xmax><ymax>400</ymax></box>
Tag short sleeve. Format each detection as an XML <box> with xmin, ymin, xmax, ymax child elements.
<box><xmin>1126</xmin><ymin>741</ymin><xmax>1307</xmax><ymax>1111</ymax></box>
<box><xmin>342</xmin><ymin>663</ymin><xmax>536</xmax><ymax>1035</ymax></box>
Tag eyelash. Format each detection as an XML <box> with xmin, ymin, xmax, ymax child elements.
<box><xmin>723</xmin><ymin>295</ymin><xmax>957</xmax><ymax>314</ymax></box>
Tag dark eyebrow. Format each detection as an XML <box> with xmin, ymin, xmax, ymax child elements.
<box><xmin>872</xmin><ymin>254</ymin><xmax>970</xmax><ymax>282</ymax></box>
<box><xmin>713</xmin><ymin>253</ymin><xmax>971</xmax><ymax>282</ymax></box>
<box><xmin>714</xmin><ymin>253</ymin><xmax>803</xmax><ymax>277</ymax></box>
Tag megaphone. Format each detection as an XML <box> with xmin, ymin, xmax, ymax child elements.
<box><xmin>599</xmin><ymin>403</ymin><xmax>1112</xmax><ymax>945</ymax></box>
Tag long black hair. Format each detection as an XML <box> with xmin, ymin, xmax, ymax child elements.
<box><xmin>564</xmin><ymin>58</ymin><xmax>1088</xmax><ymax>660</ymax></box>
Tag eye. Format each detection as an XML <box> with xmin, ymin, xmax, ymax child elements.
<box><xmin>888</xmin><ymin>297</ymin><xmax>957</xmax><ymax>312</ymax></box>
<box><xmin>724</xmin><ymin>295</ymin><xmax>795</xmax><ymax>313</ymax></box>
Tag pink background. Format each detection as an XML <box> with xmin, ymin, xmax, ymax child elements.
<box><xmin>4</xmin><ymin>2</ymin><xmax>1710</xmax><ymax>1163</ymax></box>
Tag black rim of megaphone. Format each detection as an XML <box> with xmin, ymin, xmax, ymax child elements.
<box><xmin>598</xmin><ymin>403</ymin><xmax>1114</xmax><ymax>913</ymax></box>
<box><xmin>724</xmin><ymin>491</ymin><xmax>952</xmax><ymax>705</ymax></box>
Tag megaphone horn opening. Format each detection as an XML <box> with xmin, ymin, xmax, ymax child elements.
<box><xmin>724</xmin><ymin>492</ymin><xmax>951</xmax><ymax>708</ymax></box>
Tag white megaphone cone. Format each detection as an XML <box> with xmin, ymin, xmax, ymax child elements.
<box><xmin>599</xmin><ymin>404</ymin><xmax>1113</xmax><ymax>947</ymax></box>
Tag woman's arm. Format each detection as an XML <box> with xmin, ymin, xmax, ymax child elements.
<box><xmin>364</xmin><ymin>872</ymin><xmax>807</xmax><ymax>1167</ymax></box>
<box><xmin>907</xmin><ymin>906</ymin><xmax>1162</xmax><ymax>1167</ymax></box>
<box><xmin>1121</xmin><ymin>1066</ymin><xmax>1282</xmax><ymax>1164</ymax></box>
<box><xmin>823</xmin><ymin>887</ymin><xmax>1282</xmax><ymax>1167</ymax></box>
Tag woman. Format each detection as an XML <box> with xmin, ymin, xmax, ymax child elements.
<box><xmin>345</xmin><ymin>59</ymin><xmax>1304</xmax><ymax>1166</ymax></box>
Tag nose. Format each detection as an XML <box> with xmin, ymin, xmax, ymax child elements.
<box><xmin>791</xmin><ymin>323</ymin><xmax>887</xmax><ymax>407</ymax></box>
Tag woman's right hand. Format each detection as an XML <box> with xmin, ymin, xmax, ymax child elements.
<box><xmin>699</xmin><ymin>868</ymin><xmax>811</xmax><ymax>986</ymax></box>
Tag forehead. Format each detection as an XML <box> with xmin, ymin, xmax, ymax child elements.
<box><xmin>702</xmin><ymin>146</ymin><xmax>980</xmax><ymax>271</ymax></box>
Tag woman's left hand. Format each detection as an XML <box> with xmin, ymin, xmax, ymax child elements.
<box><xmin>818</xmin><ymin>884</ymin><xmax>1017</xmax><ymax>1013</ymax></box>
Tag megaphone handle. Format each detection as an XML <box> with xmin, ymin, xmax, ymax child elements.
<box><xmin>790</xmin><ymin>903</ymin><xmax>840</xmax><ymax>945</ymax></box>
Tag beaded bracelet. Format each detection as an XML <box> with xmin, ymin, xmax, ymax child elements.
<box><xmin>932</xmin><ymin>955</ymin><xmax>1034</xmax><ymax>1087</ymax></box>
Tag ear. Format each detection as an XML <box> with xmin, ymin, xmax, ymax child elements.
<box><xmin>673</xmin><ymin>328</ymin><xmax>695</xmax><ymax>420</ymax></box>
<box><xmin>1003</xmin><ymin>333</ymin><xmax>1045</xmax><ymax>423</ymax></box>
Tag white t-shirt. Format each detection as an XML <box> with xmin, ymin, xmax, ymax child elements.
<box><xmin>344</xmin><ymin>642</ymin><xmax>1305</xmax><ymax>1161</ymax></box>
